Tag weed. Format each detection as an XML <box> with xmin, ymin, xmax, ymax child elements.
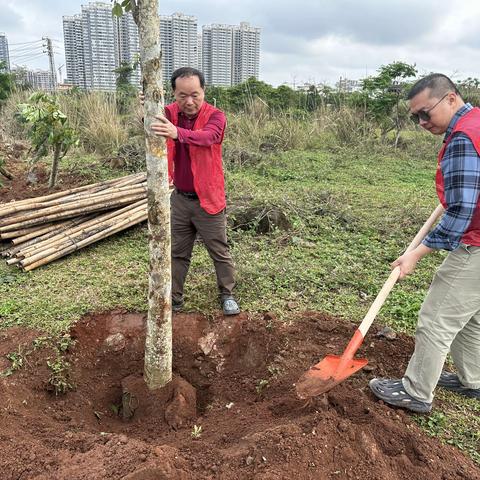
<box><xmin>1</xmin><ymin>347</ymin><xmax>26</xmax><ymax>377</ymax></box>
<box><xmin>256</xmin><ymin>379</ymin><xmax>269</xmax><ymax>395</ymax></box>
<box><xmin>56</xmin><ymin>333</ymin><xmax>76</xmax><ymax>353</ymax></box>
<box><xmin>110</xmin><ymin>403</ymin><xmax>121</xmax><ymax>416</ymax></box>
<box><xmin>191</xmin><ymin>425</ymin><xmax>203</xmax><ymax>439</ymax></box>
<box><xmin>47</xmin><ymin>356</ymin><xmax>74</xmax><ymax>395</ymax></box>
<box><xmin>32</xmin><ymin>336</ymin><xmax>50</xmax><ymax>350</ymax></box>
<box><xmin>267</xmin><ymin>365</ymin><xmax>283</xmax><ymax>377</ymax></box>
<box><xmin>414</xmin><ymin>411</ymin><xmax>446</xmax><ymax>437</ymax></box>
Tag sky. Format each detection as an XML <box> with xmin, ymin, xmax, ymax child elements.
<box><xmin>1</xmin><ymin>0</ymin><xmax>479</xmax><ymax>87</ymax></box>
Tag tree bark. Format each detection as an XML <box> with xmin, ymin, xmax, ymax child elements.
<box><xmin>49</xmin><ymin>143</ymin><xmax>61</xmax><ymax>188</ymax></box>
<box><xmin>135</xmin><ymin>0</ymin><xmax>172</xmax><ymax>389</ymax></box>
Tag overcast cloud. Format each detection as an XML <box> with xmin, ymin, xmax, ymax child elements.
<box><xmin>1</xmin><ymin>0</ymin><xmax>479</xmax><ymax>86</ymax></box>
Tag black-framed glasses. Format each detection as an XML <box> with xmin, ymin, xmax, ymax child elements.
<box><xmin>410</xmin><ymin>92</ymin><xmax>450</xmax><ymax>124</ymax></box>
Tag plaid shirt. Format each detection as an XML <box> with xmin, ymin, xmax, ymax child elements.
<box><xmin>423</xmin><ymin>103</ymin><xmax>480</xmax><ymax>251</ymax></box>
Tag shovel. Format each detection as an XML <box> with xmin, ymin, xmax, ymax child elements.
<box><xmin>296</xmin><ymin>204</ymin><xmax>445</xmax><ymax>399</ymax></box>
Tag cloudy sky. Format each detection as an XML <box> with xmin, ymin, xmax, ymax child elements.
<box><xmin>1</xmin><ymin>0</ymin><xmax>479</xmax><ymax>86</ymax></box>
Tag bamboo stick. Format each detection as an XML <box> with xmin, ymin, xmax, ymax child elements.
<box><xmin>0</xmin><ymin>193</ymin><xmax>146</xmax><ymax>232</ymax></box>
<box><xmin>0</xmin><ymin>173</ymin><xmax>144</xmax><ymax>216</ymax></box>
<box><xmin>22</xmin><ymin>210</ymin><xmax>147</xmax><ymax>271</ymax></box>
<box><xmin>0</xmin><ymin>182</ymin><xmax>147</xmax><ymax>217</ymax></box>
<box><xmin>1</xmin><ymin>224</ymin><xmax>52</xmax><ymax>240</ymax></box>
<box><xmin>6</xmin><ymin>257</ymin><xmax>21</xmax><ymax>265</ymax></box>
<box><xmin>2</xmin><ymin>216</ymin><xmax>93</xmax><ymax>257</ymax></box>
<box><xmin>0</xmin><ymin>187</ymin><xmax>147</xmax><ymax>227</ymax></box>
<box><xmin>18</xmin><ymin>202</ymin><xmax>147</xmax><ymax>258</ymax></box>
<box><xmin>11</xmin><ymin>219</ymin><xmax>76</xmax><ymax>245</ymax></box>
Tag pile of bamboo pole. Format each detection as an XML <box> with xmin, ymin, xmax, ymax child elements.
<box><xmin>0</xmin><ymin>173</ymin><xmax>148</xmax><ymax>271</ymax></box>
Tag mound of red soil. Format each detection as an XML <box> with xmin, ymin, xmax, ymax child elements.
<box><xmin>0</xmin><ymin>311</ymin><xmax>478</xmax><ymax>480</ymax></box>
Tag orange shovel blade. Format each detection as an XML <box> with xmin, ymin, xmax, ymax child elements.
<box><xmin>295</xmin><ymin>354</ymin><xmax>368</xmax><ymax>399</ymax></box>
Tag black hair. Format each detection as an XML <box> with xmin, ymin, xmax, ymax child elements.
<box><xmin>171</xmin><ymin>67</ymin><xmax>205</xmax><ymax>91</ymax></box>
<box><xmin>407</xmin><ymin>73</ymin><xmax>462</xmax><ymax>100</ymax></box>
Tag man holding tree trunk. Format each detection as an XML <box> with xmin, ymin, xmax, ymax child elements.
<box><xmin>150</xmin><ymin>67</ymin><xmax>240</xmax><ymax>316</ymax></box>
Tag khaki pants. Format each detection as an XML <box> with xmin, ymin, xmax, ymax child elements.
<box><xmin>403</xmin><ymin>244</ymin><xmax>480</xmax><ymax>403</ymax></box>
<box><xmin>171</xmin><ymin>190</ymin><xmax>235</xmax><ymax>302</ymax></box>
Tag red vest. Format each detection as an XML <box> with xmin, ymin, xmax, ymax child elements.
<box><xmin>436</xmin><ymin>107</ymin><xmax>480</xmax><ymax>246</ymax></box>
<box><xmin>166</xmin><ymin>102</ymin><xmax>226</xmax><ymax>215</ymax></box>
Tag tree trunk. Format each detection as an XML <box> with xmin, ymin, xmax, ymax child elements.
<box><xmin>135</xmin><ymin>0</ymin><xmax>172</xmax><ymax>390</ymax></box>
<box><xmin>49</xmin><ymin>144</ymin><xmax>61</xmax><ymax>188</ymax></box>
<box><xmin>394</xmin><ymin>129</ymin><xmax>401</xmax><ymax>149</ymax></box>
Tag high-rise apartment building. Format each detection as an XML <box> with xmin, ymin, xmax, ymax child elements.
<box><xmin>202</xmin><ymin>22</ymin><xmax>260</xmax><ymax>87</ymax></box>
<box><xmin>63</xmin><ymin>5</ymin><xmax>260</xmax><ymax>90</ymax></box>
<box><xmin>81</xmin><ymin>2</ymin><xmax>117</xmax><ymax>91</ymax></box>
<box><xmin>63</xmin><ymin>2</ymin><xmax>139</xmax><ymax>91</ymax></box>
<box><xmin>115</xmin><ymin>12</ymin><xmax>141</xmax><ymax>86</ymax></box>
<box><xmin>0</xmin><ymin>33</ymin><xmax>10</xmax><ymax>71</ymax></box>
<box><xmin>202</xmin><ymin>24</ymin><xmax>233</xmax><ymax>87</ymax></box>
<box><xmin>63</xmin><ymin>14</ymin><xmax>86</xmax><ymax>87</ymax></box>
<box><xmin>12</xmin><ymin>68</ymin><xmax>56</xmax><ymax>91</ymax></box>
<box><xmin>160</xmin><ymin>13</ymin><xmax>198</xmax><ymax>82</ymax></box>
<box><xmin>197</xmin><ymin>34</ymin><xmax>203</xmax><ymax>73</ymax></box>
<box><xmin>232</xmin><ymin>22</ymin><xmax>260</xmax><ymax>85</ymax></box>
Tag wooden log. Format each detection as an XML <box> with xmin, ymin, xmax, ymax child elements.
<box><xmin>22</xmin><ymin>210</ymin><xmax>147</xmax><ymax>271</ymax></box>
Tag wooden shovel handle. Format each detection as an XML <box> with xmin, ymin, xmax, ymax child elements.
<box><xmin>357</xmin><ymin>204</ymin><xmax>444</xmax><ymax>337</ymax></box>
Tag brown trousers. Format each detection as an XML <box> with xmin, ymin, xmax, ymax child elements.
<box><xmin>171</xmin><ymin>190</ymin><xmax>235</xmax><ymax>301</ymax></box>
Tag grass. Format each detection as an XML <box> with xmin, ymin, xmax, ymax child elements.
<box><xmin>0</xmin><ymin>131</ymin><xmax>478</xmax><ymax>465</ymax></box>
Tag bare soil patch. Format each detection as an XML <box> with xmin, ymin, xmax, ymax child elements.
<box><xmin>0</xmin><ymin>150</ymin><xmax>96</xmax><ymax>203</ymax></box>
<box><xmin>0</xmin><ymin>310</ymin><xmax>478</xmax><ymax>480</ymax></box>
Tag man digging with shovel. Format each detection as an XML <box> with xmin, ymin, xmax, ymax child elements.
<box><xmin>370</xmin><ymin>74</ymin><xmax>480</xmax><ymax>413</ymax></box>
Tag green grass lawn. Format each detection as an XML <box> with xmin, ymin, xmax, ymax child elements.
<box><xmin>0</xmin><ymin>139</ymin><xmax>478</xmax><ymax>464</ymax></box>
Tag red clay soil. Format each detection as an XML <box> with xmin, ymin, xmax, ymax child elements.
<box><xmin>0</xmin><ymin>310</ymin><xmax>479</xmax><ymax>480</ymax></box>
<box><xmin>0</xmin><ymin>150</ymin><xmax>96</xmax><ymax>203</ymax></box>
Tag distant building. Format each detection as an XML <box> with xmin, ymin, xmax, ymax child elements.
<box><xmin>232</xmin><ymin>22</ymin><xmax>260</xmax><ymax>85</ymax></box>
<box><xmin>63</xmin><ymin>2</ymin><xmax>140</xmax><ymax>91</ymax></box>
<box><xmin>197</xmin><ymin>33</ymin><xmax>203</xmax><ymax>73</ymax></box>
<box><xmin>202</xmin><ymin>24</ymin><xmax>233</xmax><ymax>87</ymax></box>
<box><xmin>160</xmin><ymin>12</ymin><xmax>198</xmax><ymax>82</ymax></box>
<box><xmin>336</xmin><ymin>76</ymin><xmax>361</xmax><ymax>93</ymax></box>
<box><xmin>114</xmin><ymin>11</ymin><xmax>141</xmax><ymax>86</ymax></box>
<box><xmin>63</xmin><ymin>14</ymin><xmax>86</xmax><ymax>88</ymax></box>
<box><xmin>0</xmin><ymin>33</ymin><xmax>10</xmax><ymax>71</ymax></box>
<box><xmin>62</xmin><ymin>5</ymin><xmax>261</xmax><ymax>90</ymax></box>
<box><xmin>12</xmin><ymin>68</ymin><xmax>56</xmax><ymax>91</ymax></box>
<box><xmin>202</xmin><ymin>22</ymin><xmax>260</xmax><ymax>87</ymax></box>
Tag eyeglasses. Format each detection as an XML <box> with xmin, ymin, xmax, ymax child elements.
<box><xmin>410</xmin><ymin>92</ymin><xmax>450</xmax><ymax>124</ymax></box>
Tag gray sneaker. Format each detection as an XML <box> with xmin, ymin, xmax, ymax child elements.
<box><xmin>437</xmin><ymin>371</ymin><xmax>480</xmax><ymax>399</ymax></box>
<box><xmin>369</xmin><ymin>378</ymin><xmax>432</xmax><ymax>413</ymax></box>
<box><xmin>222</xmin><ymin>296</ymin><xmax>240</xmax><ymax>316</ymax></box>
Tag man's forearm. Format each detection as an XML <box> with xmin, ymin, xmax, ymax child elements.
<box><xmin>413</xmin><ymin>243</ymin><xmax>434</xmax><ymax>260</ymax></box>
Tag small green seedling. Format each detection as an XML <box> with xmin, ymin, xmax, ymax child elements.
<box><xmin>47</xmin><ymin>357</ymin><xmax>74</xmax><ymax>395</ymax></box>
<box><xmin>191</xmin><ymin>425</ymin><xmax>203</xmax><ymax>439</ymax></box>
<box><xmin>256</xmin><ymin>379</ymin><xmax>269</xmax><ymax>395</ymax></box>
